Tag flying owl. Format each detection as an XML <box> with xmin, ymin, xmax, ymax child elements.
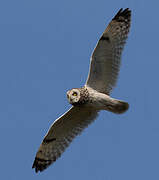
<box><xmin>32</xmin><ymin>8</ymin><xmax>131</xmax><ymax>173</ymax></box>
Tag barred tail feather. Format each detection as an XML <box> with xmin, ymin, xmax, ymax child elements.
<box><xmin>107</xmin><ymin>100</ymin><xmax>129</xmax><ymax>114</ymax></box>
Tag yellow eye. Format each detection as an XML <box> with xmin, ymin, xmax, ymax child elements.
<box><xmin>72</xmin><ymin>92</ymin><xmax>77</xmax><ymax>96</ymax></box>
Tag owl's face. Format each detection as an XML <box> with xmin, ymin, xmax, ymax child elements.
<box><xmin>67</xmin><ymin>89</ymin><xmax>81</xmax><ymax>105</ymax></box>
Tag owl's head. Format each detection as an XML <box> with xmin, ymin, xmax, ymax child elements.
<box><xmin>67</xmin><ymin>89</ymin><xmax>81</xmax><ymax>105</ymax></box>
<box><xmin>66</xmin><ymin>88</ymin><xmax>89</xmax><ymax>106</ymax></box>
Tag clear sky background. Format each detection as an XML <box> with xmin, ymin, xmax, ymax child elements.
<box><xmin>0</xmin><ymin>0</ymin><xmax>158</xmax><ymax>179</ymax></box>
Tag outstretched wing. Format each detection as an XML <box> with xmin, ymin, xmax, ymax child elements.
<box><xmin>32</xmin><ymin>107</ymin><xmax>98</xmax><ymax>173</ymax></box>
<box><xmin>86</xmin><ymin>8</ymin><xmax>131</xmax><ymax>95</ymax></box>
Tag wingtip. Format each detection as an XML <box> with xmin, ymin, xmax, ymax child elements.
<box><xmin>32</xmin><ymin>157</ymin><xmax>54</xmax><ymax>173</ymax></box>
<box><xmin>113</xmin><ymin>8</ymin><xmax>131</xmax><ymax>22</ymax></box>
<box><xmin>32</xmin><ymin>159</ymin><xmax>39</xmax><ymax>173</ymax></box>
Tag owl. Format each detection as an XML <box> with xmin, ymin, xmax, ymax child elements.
<box><xmin>32</xmin><ymin>8</ymin><xmax>131</xmax><ymax>173</ymax></box>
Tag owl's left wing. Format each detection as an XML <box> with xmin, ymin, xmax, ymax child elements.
<box><xmin>32</xmin><ymin>106</ymin><xmax>98</xmax><ymax>173</ymax></box>
<box><xmin>86</xmin><ymin>8</ymin><xmax>131</xmax><ymax>95</ymax></box>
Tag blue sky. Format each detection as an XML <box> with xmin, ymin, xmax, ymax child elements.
<box><xmin>0</xmin><ymin>0</ymin><xmax>159</xmax><ymax>179</ymax></box>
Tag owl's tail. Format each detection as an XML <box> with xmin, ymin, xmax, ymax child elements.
<box><xmin>106</xmin><ymin>99</ymin><xmax>129</xmax><ymax>114</ymax></box>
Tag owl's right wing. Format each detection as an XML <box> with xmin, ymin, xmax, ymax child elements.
<box><xmin>32</xmin><ymin>106</ymin><xmax>98</xmax><ymax>173</ymax></box>
<box><xmin>86</xmin><ymin>8</ymin><xmax>131</xmax><ymax>95</ymax></box>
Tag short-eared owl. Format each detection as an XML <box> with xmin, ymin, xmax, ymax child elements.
<box><xmin>32</xmin><ymin>8</ymin><xmax>131</xmax><ymax>172</ymax></box>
